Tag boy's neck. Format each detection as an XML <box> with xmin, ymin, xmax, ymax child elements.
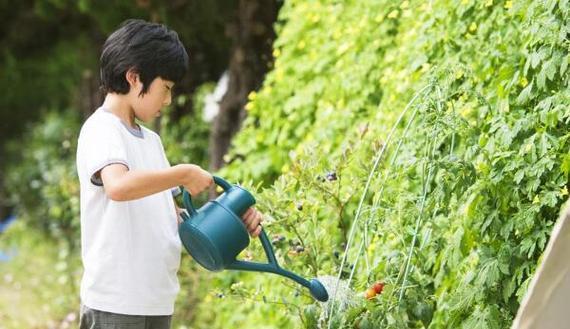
<box><xmin>101</xmin><ymin>93</ymin><xmax>137</xmax><ymax>128</ymax></box>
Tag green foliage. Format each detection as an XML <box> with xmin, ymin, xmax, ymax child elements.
<box><xmin>4</xmin><ymin>110</ymin><xmax>81</xmax><ymax>249</ymax></box>
<box><xmin>206</xmin><ymin>0</ymin><xmax>570</xmax><ymax>328</ymax></box>
<box><xmin>0</xmin><ymin>220</ymin><xmax>81</xmax><ymax>329</ymax></box>
<box><xmin>161</xmin><ymin>85</ymin><xmax>213</xmax><ymax>169</ymax></box>
<box><xmin>0</xmin><ymin>36</ymin><xmax>88</xmax><ymax>144</ymax></box>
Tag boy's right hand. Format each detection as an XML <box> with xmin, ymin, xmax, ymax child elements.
<box><xmin>176</xmin><ymin>164</ymin><xmax>213</xmax><ymax>195</ymax></box>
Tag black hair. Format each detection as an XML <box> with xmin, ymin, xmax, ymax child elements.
<box><xmin>100</xmin><ymin>19</ymin><xmax>189</xmax><ymax>95</ymax></box>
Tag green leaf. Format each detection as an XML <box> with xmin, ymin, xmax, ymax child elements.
<box><xmin>560</xmin><ymin>55</ymin><xmax>569</xmax><ymax>76</ymax></box>
<box><xmin>516</xmin><ymin>80</ymin><xmax>534</xmax><ymax>104</ymax></box>
<box><xmin>514</xmin><ymin>168</ymin><xmax>525</xmax><ymax>184</ymax></box>
<box><xmin>537</xmin><ymin>69</ymin><xmax>547</xmax><ymax>90</ymax></box>
<box><xmin>530</xmin><ymin>51</ymin><xmax>542</xmax><ymax>69</ymax></box>
<box><xmin>502</xmin><ymin>278</ymin><xmax>516</xmax><ymax>303</ymax></box>
<box><xmin>545</xmin><ymin>59</ymin><xmax>557</xmax><ymax>81</ymax></box>
<box><xmin>561</xmin><ymin>153</ymin><xmax>570</xmax><ymax>177</ymax></box>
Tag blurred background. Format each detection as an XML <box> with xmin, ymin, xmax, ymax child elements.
<box><xmin>0</xmin><ymin>0</ymin><xmax>281</xmax><ymax>327</ymax></box>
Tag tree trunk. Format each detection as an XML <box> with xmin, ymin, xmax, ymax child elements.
<box><xmin>78</xmin><ymin>68</ymin><xmax>104</xmax><ymax>120</ymax></box>
<box><xmin>208</xmin><ymin>0</ymin><xmax>279</xmax><ymax>176</ymax></box>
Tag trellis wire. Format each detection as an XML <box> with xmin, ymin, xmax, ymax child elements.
<box><xmin>398</xmin><ymin>134</ymin><xmax>437</xmax><ymax>302</ymax></box>
<box><xmin>325</xmin><ymin>84</ymin><xmax>433</xmax><ymax>329</ymax></box>
<box><xmin>397</xmin><ymin>84</ymin><xmax>448</xmax><ymax>302</ymax></box>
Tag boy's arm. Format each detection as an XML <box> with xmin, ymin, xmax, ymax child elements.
<box><xmin>100</xmin><ymin>163</ymin><xmax>212</xmax><ymax>201</ymax></box>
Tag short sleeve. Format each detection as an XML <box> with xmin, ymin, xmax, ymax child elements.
<box><xmin>77</xmin><ymin>119</ymin><xmax>129</xmax><ymax>186</ymax></box>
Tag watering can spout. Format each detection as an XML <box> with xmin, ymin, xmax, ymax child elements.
<box><xmin>226</xmin><ymin>230</ymin><xmax>329</xmax><ymax>301</ymax></box>
<box><xmin>309</xmin><ymin>279</ymin><xmax>329</xmax><ymax>302</ymax></box>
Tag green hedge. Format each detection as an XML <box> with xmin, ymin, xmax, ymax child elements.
<box><xmin>200</xmin><ymin>0</ymin><xmax>570</xmax><ymax>328</ymax></box>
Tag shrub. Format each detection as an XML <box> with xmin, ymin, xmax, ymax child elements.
<box><xmin>198</xmin><ymin>0</ymin><xmax>570</xmax><ymax>328</ymax></box>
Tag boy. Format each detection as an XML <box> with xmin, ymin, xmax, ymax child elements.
<box><xmin>76</xmin><ymin>19</ymin><xmax>263</xmax><ymax>329</ymax></box>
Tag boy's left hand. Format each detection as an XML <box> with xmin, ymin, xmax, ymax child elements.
<box><xmin>242</xmin><ymin>207</ymin><xmax>263</xmax><ymax>237</ymax></box>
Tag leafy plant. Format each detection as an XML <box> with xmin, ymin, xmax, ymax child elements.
<box><xmin>200</xmin><ymin>0</ymin><xmax>570</xmax><ymax>328</ymax></box>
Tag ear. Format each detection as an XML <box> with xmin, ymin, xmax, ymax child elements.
<box><xmin>125</xmin><ymin>69</ymin><xmax>140</xmax><ymax>88</ymax></box>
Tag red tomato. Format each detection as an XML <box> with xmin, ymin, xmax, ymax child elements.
<box><xmin>372</xmin><ymin>282</ymin><xmax>385</xmax><ymax>294</ymax></box>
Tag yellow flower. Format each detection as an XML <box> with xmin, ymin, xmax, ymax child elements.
<box><xmin>533</xmin><ymin>195</ymin><xmax>540</xmax><ymax>204</ymax></box>
<box><xmin>248</xmin><ymin>91</ymin><xmax>257</xmax><ymax>101</ymax></box>
<box><xmin>310</xmin><ymin>50</ymin><xmax>318</xmax><ymax>61</ymax></box>
<box><xmin>455</xmin><ymin>69</ymin><xmax>465</xmax><ymax>79</ymax></box>
<box><xmin>333</xmin><ymin>29</ymin><xmax>342</xmax><ymax>40</ymax></box>
<box><xmin>469</xmin><ymin>22</ymin><xmax>477</xmax><ymax>32</ymax></box>
<box><xmin>460</xmin><ymin>106</ymin><xmax>472</xmax><ymax>117</ymax></box>
<box><xmin>519</xmin><ymin>76</ymin><xmax>528</xmax><ymax>87</ymax></box>
<box><xmin>275</xmin><ymin>68</ymin><xmax>284</xmax><ymax>81</ymax></box>
<box><xmin>524</xmin><ymin>143</ymin><xmax>532</xmax><ymax>153</ymax></box>
<box><xmin>367</xmin><ymin>242</ymin><xmax>376</xmax><ymax>253</ymax></box>
<box><xmin>485</xmin><ymin>0</ymin><xmax>493</xmax><ymax>7</ymax></box>
<box><xmin>245</xmin><ymin>102</ymin><xmax>254</xmax><ymax>111</ymax></box>
<box><xmin>272</xmin><ymin>48</ymin><xmax>281</xmax><ymax>58</ymax></box>
<box><xmin>388</xmin><ymin>10</ymin><xmax>399</xmax><ymax>19</ymax></box>
<box><xmin>561</xmin><ymin>186</ymin><xmax>569</xmax><ymax>196</ymax></box>
<box><xmin>504</xmin><ymin>0</ymin><xmax>512</xmax><ymax>9</ymax></box>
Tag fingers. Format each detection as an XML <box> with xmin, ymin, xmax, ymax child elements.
<box><xmin>243</xmin><ymin>207</ymin><xmax>253</xmax><ymax>218</ymax></box>
<box><xmin>252</xmin><ymin>224</ymin><xmax>262</xmax><ymax>237</ymax></box>
<box><xmin>182</xmin><ymin>164</ymin><xmax>214</xmax><ymax>195</ymax></box>
<box><xmin>243</xmin><ymin>210</ymin><xmax>259</xmax><ymax>231</ymax></box>
<box><xmin>242</xmin><ymin>207</ymin><xmax>263</xmax><ymax>237</ymax></box>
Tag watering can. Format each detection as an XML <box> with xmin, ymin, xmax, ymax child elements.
<box><xmin>178</xmin><ymin>176</ymin><xmax>329</xmax><ymax>302</ymax></box>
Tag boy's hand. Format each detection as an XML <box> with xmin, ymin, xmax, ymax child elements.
<box><xmin>176</xmin><ymin>164</ymin><xmax>213</xmax><ymax>195</ymax></box>
<box><xmin>242</xmin><ymin>207</ymin><xmax>263</xmax><ymax>237</ymax></box>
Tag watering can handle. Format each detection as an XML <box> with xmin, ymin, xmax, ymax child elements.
<box><xmin>181</xmin><ymin>176</ymin><xmax>232</xmax><ymax>218</ymax></box>
<box><xmin>228</xmin><ymin>229</ymin><xmax>278</xmax><ymax>268</ymax></box>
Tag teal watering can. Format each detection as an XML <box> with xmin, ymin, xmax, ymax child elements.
<box><xmin>178</xmin><ymin>176</ymin><xmax>329</xmax><ymax>302</ymax></box>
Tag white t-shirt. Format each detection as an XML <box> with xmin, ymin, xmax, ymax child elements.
<box><xmin>76</xmin><ymin>108</ymin><xmax>181</xmax><ymax>315</ymax></box>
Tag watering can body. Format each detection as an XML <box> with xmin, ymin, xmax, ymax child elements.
<box><xmin>178</xmin><ymin>176</ymin><xmax>255</xmax><ymax>272</ymax></box>
<box><xmin>178</xmin><ymin>176</ymin><xmax>329</xmax><ymax>302</ymax></box>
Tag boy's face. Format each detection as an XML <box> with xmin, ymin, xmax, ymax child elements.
<box><xmin>129</xmin><ymin>75</ymin><xmax>174</xmax><ymax>123</ymax></box>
